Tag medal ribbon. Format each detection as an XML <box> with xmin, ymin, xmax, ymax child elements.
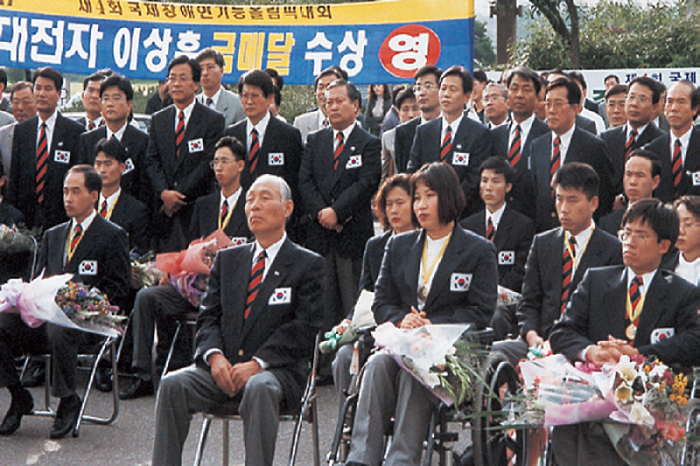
<box><xmin>420</xmin><ymin>233</ymin><xmax>451</xmax><ymax>297</ymax></box>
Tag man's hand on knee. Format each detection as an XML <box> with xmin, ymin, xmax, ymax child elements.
<box><xmin>230</xmin><ymin>360</ymin><xmax>262</xmax><ymax>394</ymax></box>
<box><xmin>209</xmin><ymin>353</ymin><xmax>237</xmax><ymax>397</ymax></box>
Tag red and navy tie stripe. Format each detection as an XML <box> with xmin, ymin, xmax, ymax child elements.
<box><xmin>560</xmin><ymin>235</ymin><xmax>576</xmax><ymax>314</ymax></box>
<box><xmin>486</xmin><ymin>216</ymin><xmax>495</xmax><ymax>242</ymax></box>
<box><xmin>333</xmin><ymin>132</ymin><xmax>344</xmax><ymax>170</ymax></box>
<box><xmin>249</xmin><ymin>129</ymin><xmax>260</xmax><ymax>174</ymax></box>
<box><xmin>440</xmin><ymin>125</ymin><xmax>452</xmax><ymax>163</ymax></box>
<box><xmin>245</xmin><ymin>251</ymin><xmax>267</xmax><ymax>319</ymax></box>
<box><xmin>672</xmin><ymin>139</ymin><xmax>682</xmax><ymax>189</ymax></box>
<box><xmin>175</xmin><ymin>111</ymin><xmax>185</xmax><ymax>157</ymax></box>
<box><xmin>508</xmin><ymin>124</ymin><xmax>521</xmax><ymax>167</ymax></box>
<box><xmin>36</xmin><ymin>122</ymin><xmax>48</xmax><ymax>204</ymax></box>
<box><xmin>624</xmin><ymin>129</ymin><xmax>638</xmax><ymax>159</ymax></box>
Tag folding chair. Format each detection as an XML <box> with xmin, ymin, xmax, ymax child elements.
<box><xmin>192</xmin><ymin>333</ymin><xmax>322</xmax><ymax>466</ymax></box>
<box><xmin>161</xmin><ymin>311</ymin><xmax>198</xmax><ymax>380</ymax></box>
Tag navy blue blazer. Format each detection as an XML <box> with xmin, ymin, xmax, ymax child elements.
<box><xmin>393</xmin><ymin>117</ymin><xmax>421</xmax><ymax>174</ymax></box>
<box><xmin>551</xmin><ymin>266</ymin><xmax>700</xmax><ymax>367</ymax></box>
<box><xmin>187</xmin><ymin>191</ymin><xmax>251</xmax><ymax>244</ymax></box>
<box><xmin>517</xmin><ymin>226</ymin><xmax>622</xmax><ymax>341</ymax></box>
<box><xmin>407</xmin><ymin>114</ymin><xmax>493</xmax><ymax>217</ymax></box>
<box><xmin>460</xmin><ymin>206</ymin><xmax>535</xmax><ymax>293</ymax></box>
<box><xmin>373</xmin><ymin>226</ymin><xmax>498</xmax><ymax>330</ymax></box>
<box><xmin>530</xmin><ymin>127</ymin><xmax>614</xmax><ymax>232</ymax></box>
<box><xmin>644</xmin><ymin>126</ymin><xmax>700</xmax><ymax>202</ymax></box>
<box><xmin>299</xmin><ymin>124</ymin><xmax>381</xmax><ymax>259</ymax></box>
<box><xmin>108</xmin><ymin>191</ymin><xmax>151</xmax><ymax>254</ymax></box>
<box><xmin>195</xmin><ymin>239</ymin><xmax>324</xmax><ymax>411</ymax></box>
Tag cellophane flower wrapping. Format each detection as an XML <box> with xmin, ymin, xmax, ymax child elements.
<box><xmin>372</xmin><ymin>323</ymin><xmax>483</xmax><ymax>409</ymax></box>
<box><xmin>0</xmin><ymin>273</ymin><xmax>124</xmax><ymax>337</ymax></box>
<box><xmin>130</xmin><ymin>250</ymin><xmax>161</xmax><ymax>289</ymax></box>
<box><xmin>497</xmin><ymin>285</ymin><xmax>522</xmax><ymax>307</ymax></box>
<box><xmin>155</xmin><ymin>230</ymin><xmax>234</xmax><ymax>307</ymax></box>
<box><xmin>319</xmin><ymin>289</ymin><xmax>377</xmax><ymax>354</ymax></box>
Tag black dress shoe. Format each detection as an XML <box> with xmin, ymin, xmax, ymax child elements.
<box><xmin>50</xmin><ymin>394</ymin><xmax>81</xmax><ymax>439</ymax></box>
<box><xmin>0</xmin><ymin>389</ymin><xmax>34</xmax><ymax>436</ymax></box>
<box><xmin>119</xmin><ymin>378</ymin><xmax>154</xmax><ymax>400</ymax></box>
<box><xmin>21</xmin><ymin>360</ymin><xmax>45</xmax><ymax>388</ymax></box>
<box><xmin>94</xmin><ymin>367</ymin><xmax>113</xmax><ymax>392</ymax></box>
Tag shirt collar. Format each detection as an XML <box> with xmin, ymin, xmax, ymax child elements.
<box><xmin>442</xmin><ymin>113</ymin><xmax>464</xmax><ymax>135</ymax></box>
<box><xmin>200</xmin><ymin>87</ymin><xmax>223</xmax><ymax>106</ymax></box>
<box><xmin>677</xmin><ymin>253</ymin><xmax>700</xmax><ymax>285</ymax></box>
<box><xmin>176</xmin><ymin>100</ymin><xmax>196</xmax><ymax>125</ymax></box>
<box><xmin>552</xmin><ymin>124</ymin><xmax>575</xmax><ymax>160</ymax></box>
<box><xmin>486</xmin><ymin>202</ymin><xmax>507</xmax><ymax>230</ymax></box>
<box><xmin>38</xmin><ymin>110</ymin><xmax>58</xmax><ymax>131</ymax></box>
<box><xmin>317</xmin><ymin>109</ymin><xmax>328</xmax><ymax>129</ymax></box>
<box><xmin>106</xmin><ymin>122</ymin><xmax>128</xmax><ymax>141</ymax></box>
<box><xmin>625</xmin><ymin>267</ymin><xmax>657</xmax><ymax>294</ymax></box>
<box><xmin>513</xmin><ymin>113</ymin><xmax>535</xmax><ymax>138</ymax></box>
<box><xmin>565</xmin><ymin>221</ymin><xmax>594</xmax><ymax>257</ymax></box>
<box><xmin>252</xmin><ymin>232</ymin><xmax>287</xmax><ymax>278</ymax></box>
<box><xmin>674</xmin><ymin>125</ymin><xmax>694</xmax><ymax>149</ymax></box>
<box><xmin>334</xmin><ymin>121</ymin><xmax>356</xmax><ymax>141</ymax></box>
<box><xmin>219</xmin><ymin>187</ymin><xmax>242</xmax><ymax>210</ymax></box>
<box><xmin>99</xmin><ymin>187</ymin><xmax>121</xmax><ymax>209</ymax></box>
<box><xmin>247</xmin><ymin>111</ymin><xmax>271</xmax><ymax>141</ymax></box>
<box><xmin>627</xmin><ymin>122</ymin><xmax>649</xmax><ymax>139</ymax></box>
<box><xmin>71</xmin><ymin>209</ymin><xmax>97</xmax><ymax>233</ymax></box>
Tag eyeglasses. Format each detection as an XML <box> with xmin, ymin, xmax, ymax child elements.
<box><xmin>209</xmin><ymin>159</ymin><xmax>235</xmax><ymax>169</ymax></box>
<box><xmin>101</xmin><ymin>94</ymin><xmax>125</xmax><ymax>103</ymax></box>
<box><xmin>167</xmin><ymin>75</ymin><xmax>193</xmax><ymax>84</ymax></box>
<box><xmin>413</xmin><ymin>83</ymin><xmax>437</xmax><ymax>92</ymax></box>
<box><xmin>11</xmin><ymin>98</ymin><xmax>35</xmax><ymax>106</ymax></box>
<box><xmin>483</xmin><ymin>96</ymin><xmax>505</xmax><ymax>103</ymax></box>
<box><xmin>618</xmin><ymin>230</ymin><xmax>653</xmax><ymax>243</ymax></box>
<box><xmin>544</xmin><ymin>100</ymin><xmax>571</xmax><ymax>110</ymax></box>
<box><xmin>626</xmin><ymin>95</ymin><xmax>650</xmax><ymax>105</ymax></box>
<box><xmin>240</xmin><ymin>92</ymin><xmax>264</xmax><ymax>101</ymax></box>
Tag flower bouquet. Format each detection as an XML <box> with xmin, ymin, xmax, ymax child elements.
<box><xmin>319</xmin><ymin>289</ymin><xmax>377</xmax><ymax>354</ymax></box>
<box><xmin>372</xmin><ymin>323</ymin><xmax>486</xmax><ymax>413</ymax></box>
<box><xmin>155</xmin><ymin>230</ymin><xmax>236</xmax><ymax>307</ymax></box>
<box><xmin>0</xmin><ymin>273</ymin><xmax>125</xmax><ymax>337</ymax></box>
<box><xmin>497</xmin><ymin>285</ymin><xmax>522</xmax><ymax>307</ymax></box>
<box><xmin>129</xmin><ymin>250</ymin><xmax>161</xmax><ymax>289</ymax></box>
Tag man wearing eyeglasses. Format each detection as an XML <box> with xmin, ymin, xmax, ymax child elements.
<box><xmin>0</xmin><ymin>81</ymin><xmax>35</xmax><ymax>187</ymax></box>
<box><xmin>146</xmin><ymin>55</ymin><xmax>225</xmax><ymax>253</ymax></box>
<box><xmin>601</xmin><ymin>77</ymin><xmax>664</xmax><ymax>204</ymax></box>
<box><xmin>392</xmin><ymin>65</ymin><xmax>442</xmax><ymax>173</ymax></box>
<box><xmin>530</xmin><ymin>77</ymin><xmax>614</xmax><ymax>232</ymax></box>
<box><xmin>549</xmin><ymin>198</ymin><xmax>700</xmax><ymax>465</ymax></box>
<box><xmin>483</xmin><ymin>83</ymin><xmax>510</xmax><ymax>128</ymax></box>
<box><xmin>76</xmin><ymin>75</ymin><xmax>150</xmax><ymax>206</ymax></box>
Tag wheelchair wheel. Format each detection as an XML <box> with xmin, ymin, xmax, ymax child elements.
<box><xmin>472</xmin><ymin>353</ymin><xmax>527</xmax><ymax>466</ymax></box>
<box><xmin>683</xmin><ymin>406</ymin><xmax>700</xmax><ymax>466</ymax></box>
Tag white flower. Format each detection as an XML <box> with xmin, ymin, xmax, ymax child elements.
<box><xmin>648</xmin><ymin>364</ymin><xmax>668</xmax><ymax>381</ymax></box>
<box><xmin>615</xmin><ymin>355</ymin><xmax>637</xmax><ymax>383</ymax></box>
<box><xmin>615</xmin><ymin>381</ymin><xmax>634</xmax><ymax>403</ymax></box>
<box><xmin>629</xmin><ymin>401</ymin><xmax>655</xmax><ymax>427</ymax></box>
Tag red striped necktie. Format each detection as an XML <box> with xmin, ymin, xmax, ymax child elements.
<box><xmin>100</xmin><ymin>200</ymin><xmax>108</xmax><ymax>218</ymax></box>
<box><xmin>560</xmin><ymin>234</ymin><xmax>577</xmax><ymax>314</ymax></box>
<box><xmin>69</xmin><ymin>225</ymin><xmax>83</xmax><ymax>256</ymax></box>
<box><xmin>249</xmin><ymin>129</ymin><xmax>260</xmax><ymax>174</ymax></box>
<box><xmin>244</xmin><ymin>251</ymin><xmax>267</xmax><ymax>319</ymax></box>
<box><xmin>36</xmin><ymin>122</ymin><xmax>48</xmax><ymax>204</ymax></box>
<box><xmin>624</xmin><ymin>128</ymin><xmax>638</xmax><ymax>158</ymax></box>
<box><xmin>486</xmin><ymin>216</ymin><xmax>495</xmax><ymax>242</ymax></box>
<box><xmin>440</xmin><ymin>125</ymin><xmax>452</xmax><ymax>163</ymax></box>
<box><xmin>333</xmin><ymin>132</ymin><xmax>344</xmax><ymax>170</ymax></box>
<box><xmin>672</xmin><ymin>139</ymin><xmax>683</xmax><ymax>189</ymax></box>
<box><xmin>175</xmin><ymin>111</ymin><xmax>185</xmax><ymax>157</ymax></box>
<box><xmin>508</xmin><ymin>124</ymin><xmax>521</xmax><ymax>167</ymax></box>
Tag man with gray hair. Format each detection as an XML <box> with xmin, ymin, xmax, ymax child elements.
<box><xmin>483</xmin><ymin>82</ymin><xmax>510</xmax><ymax>128</ymax></box>
<box><xmin>152</xmin><ymin>174</ymin><xmax>325</xmax><ymax>466</ymax></box>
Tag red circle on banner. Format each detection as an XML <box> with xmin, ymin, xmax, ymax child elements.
<box><xmin>379</xmin><ymin>25</ymin><xmax>441</xmax><ymax>78</ymax></box>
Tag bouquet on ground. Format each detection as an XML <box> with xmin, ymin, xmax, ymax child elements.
<box><xmin>129</xmin><ymin>250</ymin><xmax>161</xmax><ymax>289</ymax></box>
<box><xmin>372</xmin><ymin>323</ymin><xmax>486</xmax><ymax>413</ymax></box>
<box><xmin>516</xmin><ymin>354</ymin><xmax>690</xmax><ymax>465</ymax></box>
<box><xmin>0</xmin><ymin>273</ymin><xmax>125</xmax><ymax>337</ymax></box>
<box><xmin>155</xmin><ymin>230</ymin><xmax>238</xmax><ymax>307</ymax></box>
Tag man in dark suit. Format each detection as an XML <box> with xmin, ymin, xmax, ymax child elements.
<box><xmin>493</xmin><ymin>162</ymin><xmax>622</xmax><ymax>366</ymax></box>
<box><xmin>120</xmin><ymin>136</ymin><xmax>252</xmax><ymax>400</ymax></box>
<box><xmin>77</xmin><ymin>75</ymin><xmax>150</xmax><ymax>206</ymax></box>
<box><xmin>75</xmin><ymin>73</ymin><xmax>107</xmax><ymax>131</ymax></box>
<box><xmin>0</xmin><ymin>165</ymin><xmax>129</xmax><ymax>438</ymax></box>
<box><xmin>550</xmin><ymin>199</ymin><xmax>700</xmax><ymax>465</ymax></box>
<box><xmin>545</xmin><ymin>70</ymin><xmax>599</xmax><ymax>135</ymax></box>
<box><xmin>393</xmin><ymin>65</ymin><xmax>442</xmax><ymax>174</ymax></box>
<box><xmin>151</xmin><ymin>175</ymin><xmax>324</xmax><ymax>466</ymax></box>
<box><xmin>146</xmin><ymin>55</ymin><xmax>225</xmax><ymax>252</ymax></box>
<box><xmin>223</xmin><ymin>69</ymin><xmax>303</xmax><ymax>239</ymax></box>
<box><xmin>599</xmin><ymin>149</ymin><xmax>661</xmax><ymax>235</ymax></box>
<box><xmin>600</xmin><ymin>76</ymin><xmax>664</xmax><ymax>199</ymax></box>
<box><xmin>8</xmin><ymin>67</ymin><xmax>84</xmax><ymax>229</ymax></box>
<box><xmin>299</xmin><ymin>79</ymin><xmax>381</xmax><ymax>331</ymax></box>
<box><xmin>407</xmin><ymin>66</ymin><xmax>493</xmax><ymax>218</ymax></box>
<box><xmin>491</xmin><ymin>66</ymin><xmax>550</xmax><ymax>219</ymax></box>
<box><xmin>645</xmin><ymin>80</ymin><xmax>700</xmax><ymax>202</ymax></box>
<box><xmin>530</xmin><ymin>77</ymin><xmax>614</xmax><ymax>232</ymax></box>
<box><xmin>93</xmin><ymin>137</ymin><xmax>150</xmax><ymax>253</ymax></box>
<box><xmin>461</xmin><ymin>157</ymin><xmax>535</xmax><ymax>339</ymax></box>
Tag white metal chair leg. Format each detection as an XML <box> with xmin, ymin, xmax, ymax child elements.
<box><xmin>193</xmin><ymin>416</ymin><xmax>212</xmax><ymax>466</ymax></box>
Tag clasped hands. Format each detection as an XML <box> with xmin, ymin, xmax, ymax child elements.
<box><xmin>160</xmin><ymin>190</ymin><xmax>187</xmax><ymax>217</ymax></box>
<box><xmin>586</xmin><ymin>335</ymin><xmax>639</xmax><ymax>366</ymax></box>
<box><xmin>398</xmin><ymin>307</ymin><xmax>432</xmax><ymax>329</ymax></box>
<box><xmin>318</xmin><ymin>207</ymin><xmax>343</xmax><ymax>233</ymax></box>
<box><xmin>209</xmin><ymin>353</ymin><xmax>262</xmax><ymax>398</ymax></box>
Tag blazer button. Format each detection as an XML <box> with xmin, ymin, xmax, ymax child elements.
<box><xmin>174</xmin><ymin>182</ymin><xmax>178</xmax><ymax>187</ymax></box>
<box><xmin>238</xmin><ymin>349</ymin><xmax>244</xmax><ymax>356</ymax></box>
<box><xmin>551</xmin><ymin>212</ymin><xmax>556</xmax><ymax>218</ymax></box>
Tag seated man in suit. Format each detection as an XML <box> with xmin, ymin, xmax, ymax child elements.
<box><xmin>151</xmin><ymin>175</ymin><xmax>324</xmax><ymax>466</ymax></box>
<box><xmin>493</xmin><ymin>162</ymin><xmax>622</xmax><ymax>366</ymax></box>
<box><xmin>549</xmin><ymin>199</ymin><xmax>700</xmax><ymax>465</ymax></box>
<box><xmin>407</xmin><ymin>66</ymin><xmax>493</xmax><ymax>218</ymax></box>
<box><xmin>645</xmin><ymin>80</ymin><xmax>699</xmax><ymax>202</ymax></box>
<box><xmin>461</xmin><ymin>157</ymin><xmax>535</xmax><ymax>339</ymax></box>
<box><xmin>530</xmin><ymin>77</ymin><xmax>613</xmax><ymax>232</ymax></box>
<box><xmin>196</xmin><ymin>48</ymin><xmax>245</xmax><ymax>127</ymax></box>
<box><xmin>93</xmin><ymin>137</ymin><xmax>150</xmax><ymax>253</ymax></box>
<box><xmin>76</xmin><ymin>75</ymin><xmax>151</xmax><ymax>206</ymax></box>
<box><xmin>0</xmin><ymin>165</ymin><xmax>129</xmax><ymax>438</ymax></box>
<box><xmin>600</xmin><ymin>149</ymin><xmax>661</xmax><ymax>235</ymax></box>
<box><xmin>120</xmin><ymin>136</ymin><xmax>252</xmax><ymax>400</ymax></box>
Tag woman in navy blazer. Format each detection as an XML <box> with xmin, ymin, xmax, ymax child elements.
<box><xmin>345</xmin><ymin>163</ymin><xmax>498</xmax><ymax>466</ymax></box>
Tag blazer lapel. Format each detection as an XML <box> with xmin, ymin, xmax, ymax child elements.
<box><xmin>330</xmin><ymin>125</ymin><xmax>360</xmax><ymax>189</ymax></box>
<box><xmin>634</xmin><ymin>272</ymin><xmax>670</xmax><ymax>346</ymax></box>
<box><xmin>494</xmin><ymin>209</ymin><xmax>513</xmax><ymax>250</ymax></box>
<box><xmin>161</xmin><ymin>107</ymin><xmax>177</xmax><ymax>178</ymax></box>
<box><xmin>425</xmin><ymin>229</ymin><xmax>462</xmax><ymax>309</ymax></box>
<box><xmin>241</xmin><ymin>240</ymin><xmax>291</xmax><ymax>340</ymax></box>
<box><xmin>604</xmin><ymin>268</ymin><xmax>628</xmax><ymax>340</ymax></box>
<box><xmin>573</xmin><ymin>228</ymin><xmax>603</xmax><ymax>285</ymax></box>
<box><xmin>404</xmin><ymin>231</ymin><xmax>423</xmax><ymax>308</ymax></box>
<box><xmin>66</xmin><ymin>216</ymin><xmax>102</xmax><ymax>270</ymax></box>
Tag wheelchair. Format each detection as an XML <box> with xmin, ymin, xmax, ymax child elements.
<box><xmin>326</xmin><ymin>327</ymin><xmax>525</xmax><ymax>466</ymax></box>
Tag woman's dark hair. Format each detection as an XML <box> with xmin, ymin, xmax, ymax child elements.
<box><xmin>369</xmin><ymin>84</ymin><xmax>390</xmax><ymax>101</ymax></box>
<box><xmin>375</xmin><ymin>174</ymin><xmax>414</xmax><ymax>230</ymax></box>
<box><xmin>410</xmin><ymin>162</ymin><xmax>466</xmax><ymax>226</ymax></box>
<box><xmin>674</xmin><ymin>195</ymin><xmax>700</xmax><ymax>222</ymax></box>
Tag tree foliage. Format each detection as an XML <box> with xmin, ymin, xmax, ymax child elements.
<box><xmin>510</xmin><ymin>0</ymin><xmax>700</xmax><ymax>70</ymax></box>
<box><xmin>474</xmin><ymin>20</ymin><xmax>496</xmax><ymax>68</ymax></box>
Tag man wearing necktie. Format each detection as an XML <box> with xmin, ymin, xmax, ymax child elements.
<box><xmin>0</xmin><ymin>165</ymin><xmax>129</xmax><ymax>438</ymax></box>
<box><xmin>601</xmin><ymin>76</ymin><xmax>664</xmax><ymax>204</ymax></box>
<box><xmin>145</xmin><ymin>55</ymin><xmax>225</xmax><ymax>253</ymax></box>
<box><xmin>76</xmin><ymin>73</ymin><xmax>107</xmax><ymax>131</ymax></box>
<box><xmin>152</xmin><ymin>175</ymin><xmax>324</xmax><ymax>466</ymax></box>
<box><xmin>550</xmin><ymin>199</ymin><xmax>700</xmax><ymax>465</ymax></box>
<box><xmin>407</xmin><ymin>66</ymin><xmax>493</xmax><ymax>218</ymax></box>
<box><xmin>195</xmin><ymin>48</ymin><xmax>245</xmax><ymax>127</ymax></box>
<box><xmin>76</xmin><ymin>75</ymin><xmax>151</xmax><ymax>206</ymax></box>
<box><xmin>299</xmin><ymin>79</ymin><xmax>381</xmax><ymax>332</ymax></box>
<box><xmin>645</xmin><ymin>80</ymin><xmax>700</xmax><ymax>202</ymax></box>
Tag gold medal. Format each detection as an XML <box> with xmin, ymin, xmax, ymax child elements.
<box><xmin>626</xmin><ymin>324</ymin><xmax>637</xmax><ymax>340</ymax></box>
<box><xmin>418</xmin><ymin>285</ymin><xmax>428</xmax><ymax>301</ymax></box>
